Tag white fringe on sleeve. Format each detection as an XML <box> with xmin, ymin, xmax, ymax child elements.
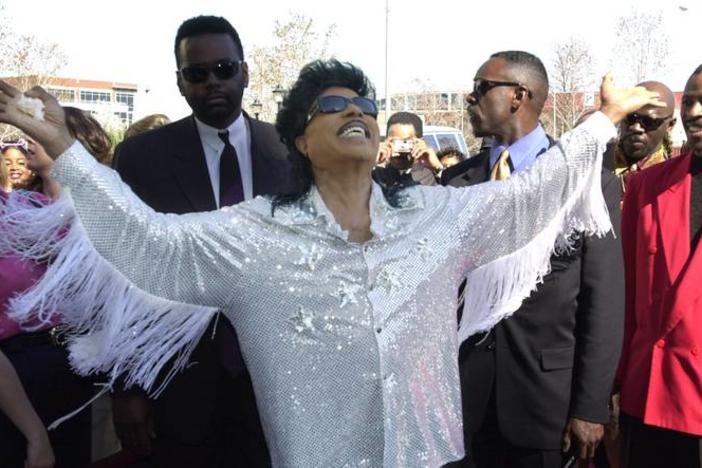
<box><xmin>457</xmin><ymin>122</ymin><xmax>612</xmax><ymax>342</ymax></box>
<box><xmin>0</xmin><ymin>190</ymin><xmax>218</xmax><ymax>397</ymax></box>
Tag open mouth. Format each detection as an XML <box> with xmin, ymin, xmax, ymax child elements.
<box><xmin>337</xmin><ymin>119</ymin><xmax>370</xmax><ymax>139</ymax></box>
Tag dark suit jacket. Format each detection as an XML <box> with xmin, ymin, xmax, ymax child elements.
<box><xmin>372</xmin><ymin>163</ymin><xmax>438</xmax><ymax>188</ymax></box>
<box><xmin>443</xmin><ymin>147</ymin><xmax>624</xmax><ymax>450</ymax></box>
<box><xmin>114</xmin><ymin>113</ymin><xmax>289</xmax><ymax>459</ymax></box>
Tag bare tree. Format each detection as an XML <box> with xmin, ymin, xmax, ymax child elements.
<box><xmin>543</xmin><ymin>37</ymin><xmax>595</xmax><ymax>137</ymax></box>
<box><xmin>551</xmin><ymin>37</ymin><xmax>594</xmax><ymax>93</ymax></box>
<box><xmin>613</xmin><ymin>11</ymin><xmax>670</xmax><ymax>84</ymax></box>
<box><xmin>0</xmin><ymin>5</ymin><xmax>68</xmax><ymax>138</ymax></box>
<box><xmin>245</xmin><ymin>13</ymin><xmax>336</xmax><ymax>122</ymax></box>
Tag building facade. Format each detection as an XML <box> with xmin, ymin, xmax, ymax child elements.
<box><xmin>3</xmin><ymin>75</ymin><xmax>138</xmax><ymax>126</ymax></box>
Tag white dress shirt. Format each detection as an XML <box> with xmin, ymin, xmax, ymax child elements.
<box><xmin>195</xmin><ymin>113</ymin><xmax>253</xmax><ymax>206</ymax></box>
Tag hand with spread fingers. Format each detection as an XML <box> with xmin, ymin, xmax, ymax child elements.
<box><xmin>600</xmin><ymin>73</ymin><xmax>667</xmax><ymax>124</ymax></box>
<box><xmin>0</xmin><ymin>81</ymin><xmax>74</xmax><ymax>158</ymax></box>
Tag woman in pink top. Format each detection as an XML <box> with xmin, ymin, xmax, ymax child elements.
<box><xmin>0</xmin><ymin>149</ymin><xmax>93</xmax><ymax>467</ymax></box>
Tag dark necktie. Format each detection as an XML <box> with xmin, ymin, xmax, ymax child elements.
<box><xmin>218</xmin><ymin>130</ymin><xmax>244</xmax><ymax>207</ymax></box>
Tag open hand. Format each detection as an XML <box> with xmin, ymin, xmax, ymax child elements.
<box><xmin>600</xmin><ymin>73</ymin><xmax>666</xmax><ymax>125</ymax></box>
<box><xmin>0</xmin><ymin>81</ymin><xmax>74</xmax><ymax>159</ymax></box>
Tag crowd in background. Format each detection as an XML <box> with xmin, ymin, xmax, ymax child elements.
<box><xmin>0</xmin><ymin>13</ymin><xmax>701</xmax><ymax>468</ymax></box>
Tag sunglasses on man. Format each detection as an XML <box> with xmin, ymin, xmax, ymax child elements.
<box><xmin>472</xmin><ymin>78</ymin><xmax>533</xmax><ymax>99</ymax></box>
<box><xmin>624</xmin><ymin>112</ymin><xmax>673</xmax><ymax>132</ymax></box>
<box><xmin>307</xmin><ymin>95</ymin><xmax>378</xmax><ymax>123</ymax></box>
<box><xmin>178</xmin><ymin>60</ymin><xmax>244</xmax><ymax>84</ymax></box>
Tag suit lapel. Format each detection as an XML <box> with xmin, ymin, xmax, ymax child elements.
<box><xmin>171</xmin><ymin>116</ymin><xmax>217</xmax><ymax>212</ymax></box>
<box><xmin>456</xmin><ymin>151</ymin><xmax>491</xmax><ymax>186</ymax></box>
<box><xmin>654</xmin><ymin>154</ymin><xmax>691</xmax><ymax>287</ymax></box>
<box><xmin>656</xmin><ymin>153</ymin><xmax>701</xmax><ymax>334</ymax></box>
<box><xmin>248</xmin><ymin>114</ymin><xmax>282</xmax><ymax>197</ymax></box>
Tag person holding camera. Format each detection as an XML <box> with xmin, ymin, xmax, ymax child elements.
<box><xmin>373</xmin><ymin>111</ymin><xmax>443</xmax><ymax>188</ymax></box>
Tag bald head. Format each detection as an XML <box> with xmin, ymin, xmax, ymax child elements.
<box><xmin>637</xmin><ymin>81</ymin><xmax>675</xmax><ymax>115</ymax></box>
<box><xmin>618</xmin><ymin>80</ymin><xmax>676</xmax><ymax>164</ymax></box>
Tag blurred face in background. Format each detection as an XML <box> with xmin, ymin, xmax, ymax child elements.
<box><xmin>2</xmin><ymin>146</ymin><xmax>36</xmax><ymax>190</ymax></box>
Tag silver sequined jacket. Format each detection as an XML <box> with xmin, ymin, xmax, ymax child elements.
<box><xmin>50</xmin><ymin>113</ymin><xmax>615</xmax><ymax>467</ymax></box>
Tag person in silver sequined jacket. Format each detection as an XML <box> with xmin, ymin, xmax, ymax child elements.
<box><xmin>0</xmin><ymin>60</ymin><xmax>661</xmax><ymax>468</ymax></box>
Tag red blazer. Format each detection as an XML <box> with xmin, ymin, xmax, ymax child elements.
<box><xmin>619</xmin><ymin>151</ymin><xmax>702</xmax><ymax>435</ymax></box>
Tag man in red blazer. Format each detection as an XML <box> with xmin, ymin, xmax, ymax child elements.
<box><xmin>619</xmin><ymin>64</ymin><xmax>702</xmax><ymax>468</ymax></box>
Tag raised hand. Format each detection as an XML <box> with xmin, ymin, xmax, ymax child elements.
<box><xmin>0</xmin><ymin>81</ymin><xmax>74</xmax><ymax>159</ymax></box>
<box><xmin>600</xmin><ymin>73</ymin><xmax>666</xmax><ymax>125</ymax></box>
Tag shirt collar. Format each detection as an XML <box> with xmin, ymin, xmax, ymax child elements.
<box><xmin>489</xmin><ymin>125</ymin><xmax>549</xmax><ymax>173</ymax></box>
<box><xmin>275</xmin><ymin>181</ymin><xmax>424</xmax><ymax>241</ymax></box>
<box><xmin>194</xmin><ymin>113</ymin><xmax>246</xmax><ymax>150</ymax></box>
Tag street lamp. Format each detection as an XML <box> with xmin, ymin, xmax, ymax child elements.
<box><xmin>251</xmin><ymin>98</ymin><xmax>263</xmax><ymax>120</ymax></box>
<box><xmin>272</xmin><ymin>84</ymin><xmax>286</xmax><ymax>112</ymax></box>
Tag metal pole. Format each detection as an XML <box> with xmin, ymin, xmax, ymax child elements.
<box><xmin>384</xmin><ymin>0</ymin><xmax>391</xmax><ymax>121</ymax></box>
<box><xmin>552</xmin><ymin>92</ymin><xmax>556</xmax><ymax>136</ymax></box>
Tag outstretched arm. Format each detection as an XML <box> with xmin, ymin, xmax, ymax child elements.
<box><xmin>0</xmin><ymin>83</ymin><xmax>246</xmax><ymax>308</ymax></box>
<box><xmin>448</xmin><ymin>75</ymin><xmax>662</xmax><ymax>340</ymax></box>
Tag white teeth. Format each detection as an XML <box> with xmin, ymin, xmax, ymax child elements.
<box><xmin>340</xmin><ymin>125</ymin><xmax>366</xmax><ymax>138</ymax></box>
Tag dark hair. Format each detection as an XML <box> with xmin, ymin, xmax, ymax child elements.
<box><xmin>386</xmin><ymin>112</ymin><xmax>423</xmax><ymax>137</ymax></box>
<box><xmin>174</xmin><ymin>16</ymin><xmax>244</xmax><ymax>67</ymax></box>
<box><xmin>64</xmin><ymin>107</ymin><xmax>113</xmax><ymax>166</ymax></box>
<box><xmin>436</xmin><ymin>147</ymin><xmax>466</xmax><ymax>162</ymax></box>
<box><xmin>490</xmin><ymin>50</ymin><xmax>549</xmax><ymax>111</ymax></box>
<box><xmin>0</xmin><ymin>139</ymin><xmax>41</xmax><ymax>192</ymax></box>
<box><xmin>692</xmin><ymin>64</ymin><xmax>702</xmax><ymax>77</ymax></box>
<box><xmin>273</xmin><ymin>59</ymin><xmax>372</xmax><ymax>210</ymax></box>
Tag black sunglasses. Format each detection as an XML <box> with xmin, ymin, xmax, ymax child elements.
<box><xmin>624</xmin><ymin>112</ymin><xmax>673</xmax><ymax>131</ymax></box>
<box><xmin>472</xmin><ymin>78</ymin><xmax>533</xmax><ymax>98</ymax></box>
<box><xmin>179</xmin><ymin>60</ymin><xmax>243</xmax><ymax>84</ymax></box>
<box><xmin>307</xmin><ymin>95</ymin><xmax>378</xmax><ymax>122</ymax></box>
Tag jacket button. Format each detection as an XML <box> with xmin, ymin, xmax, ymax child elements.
<box><xmin>656</xmin><ymin>339</ymin><xmax>666</xmax><ymax>348</ymax></box>
<box><xmin>648</xmin><ymin>246</ymin><xmax>658</xmax><ymax>255</ymax></box>
<box><xmin>692</xmin><ymin>347</ymin><xmax>700</xmax><ymax>356</ymax></box>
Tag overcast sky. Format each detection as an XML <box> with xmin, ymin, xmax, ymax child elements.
<box><xmin>3</xmin><ymin>0</ymin><xmax>700</xmax><ymax>120</ymax></box>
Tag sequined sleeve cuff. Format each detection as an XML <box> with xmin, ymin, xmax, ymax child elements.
<box><xmin>580</xmin><ymin>111</ymin><xmax>617</xmax><ymax>145</ymax></box>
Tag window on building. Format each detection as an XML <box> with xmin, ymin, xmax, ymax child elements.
<box><xmin>80</xmin><ymin>90</ymin><xmax>111</xmax><ymax>103</ymax></box>
<box><xmin>451</xmin><ymin>93</ymin><xmax>464</xmax><ymax>110</ymax></box>
<box><xmin>47</xmin><ymin>88</ymin><xmax>76</xmax><ymax>102</ymax></box>
<box><xmin>440</xmin><ymin>93</ymin><xmax>449</xmax><ymax>109</ymax></box>
<box><xmin>115</xmin><ymin>91</ymin><xmax>135</xmax><ymax>124</ymax></box>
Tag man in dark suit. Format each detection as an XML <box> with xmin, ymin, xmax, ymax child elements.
<box><xmin>111</xmin><ymin>16</ymin><xmax>290</xmax><ymax>468</ymax></box>
<box><xmin>442</xmin><ymin>51</ymin><xmax>624</xmax><ymax>468</ymax></box>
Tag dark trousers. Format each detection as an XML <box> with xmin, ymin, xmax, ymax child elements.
<box><xmin>620</xmin><ymin>412</ymin><xmax>701</xmax><ymax>468</ymax></box>
<box><xmin>147</xmin><ymin>373</ymin><xmax>268</xmax><ymax>468</ymax></box>
<box><xmin>144</xmin><ymin>319</ymin><xmax>270</xmax><ymax>468</ymax></box>
<box><xmin>464</xmin><ymin>391</ymin><xmax>563</xmax><ymax>468</ymax></box>
<box><xmin>0</xmin><ymin>337</ymin><xmax>93</xmax><ymax>468</ymax></box>
<box><xmin>446</xmin><ymin>335</ymin><xmax>564</xmax><ymax>468</ymax></box>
